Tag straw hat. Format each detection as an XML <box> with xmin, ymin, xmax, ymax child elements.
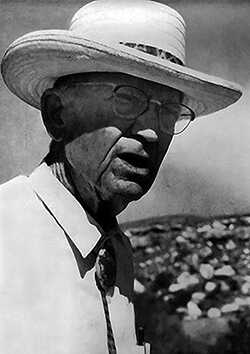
<box><xmin>1</xmin><ymin>0</ymin><xmax>242</xmax><ymax>117</ymax></box>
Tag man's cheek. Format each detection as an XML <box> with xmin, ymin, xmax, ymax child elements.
<box><xmin>65</xmin><ymin>141</ymin><xmax>98</xmax><ymax>182</ymax></box>
<box><xmin>65</xmin><ymin>128</ymin><xmax>121</xmax><ymax>181</ymax></box>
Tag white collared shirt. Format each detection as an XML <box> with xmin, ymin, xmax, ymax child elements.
<box><xmin>0</xmin><ymin>164</ymin><xmax>144</xmax><ymax>354</ymax></box>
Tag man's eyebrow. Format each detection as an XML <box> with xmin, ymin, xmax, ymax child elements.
<box><xmin>54</xmin><ymin>73</ymin><xmax>101</xmax><ymax>89</ymax></box>
<box><xmin>53</xmin><ymin>76</ymin><xmax>83</xmax><ymax>89</ymax></box>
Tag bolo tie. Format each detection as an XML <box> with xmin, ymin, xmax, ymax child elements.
<box><xmin>95</xmin><ymin>240</ymin><xmax>117</xmax><ymax>354</ymax></box>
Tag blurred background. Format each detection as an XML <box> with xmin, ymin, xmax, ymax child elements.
<box><xmin>0</xmin><ymin>0</ymin><xmax>250</xmax><ymax>223</ymax></box>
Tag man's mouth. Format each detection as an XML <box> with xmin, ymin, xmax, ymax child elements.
<box><xmin>115</xmin><ymin>152</ymin><xmax>153</xmax><ymax>187</ymax></box>
<box><xmin>117</xmin><ymin>152</ymin><xmax>151</xmax><ymax>169</ymax></box>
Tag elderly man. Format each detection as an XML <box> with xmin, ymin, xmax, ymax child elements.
<box><xmin>0</xmin><ymin>0</ymin><xmax>241</xmax><ymax>353</ymax></box>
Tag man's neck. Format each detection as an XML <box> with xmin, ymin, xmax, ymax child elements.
<box><xmin>50</xmin><ymin>160</ymin><xmax>75</xmax><ymax>195</ymax></box>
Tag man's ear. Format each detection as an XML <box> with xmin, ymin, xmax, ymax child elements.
<box><xmin>41</xmin><ymin>88</ymin><xmax>65</xmax><ymax>142</ymax></box>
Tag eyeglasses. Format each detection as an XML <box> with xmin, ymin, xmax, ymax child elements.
<box><xmin>72</xmin><ymin>82</ymin><xmax>196</xmax><ymax>135</ymax></box>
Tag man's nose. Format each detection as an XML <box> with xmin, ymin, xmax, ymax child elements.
<box><xmin>135</xmin><ymin>129</ymin><xmax>158</xmax><ymax>143</ymax></box>
<box><xmin>129</xmin><ymin>104</ymin><xmax>159</xmax><ymax>143</ymax></box>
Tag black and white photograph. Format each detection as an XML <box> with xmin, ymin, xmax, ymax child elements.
<box><xmin>0</xmin><ymin>0</ymin><xmax>250</xmax><ymax>353</ymax></box>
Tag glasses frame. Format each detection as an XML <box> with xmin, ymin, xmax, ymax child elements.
<box><xmin>70</xmin><ymin>82</ymin><xmax>196</xmax><ymax>135</ymax></box>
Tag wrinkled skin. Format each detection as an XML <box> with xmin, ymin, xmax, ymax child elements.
<box><xmin>42</xmin><ymin>73</ymin><xmax>182</xmax><ymax>217</ymax></box>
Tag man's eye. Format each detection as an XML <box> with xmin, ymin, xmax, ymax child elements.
<box><xmin>116</xmin><ymin>93</ymin><xmax>137</xmax><ymax>105</ymax></box>
<box><xmin>113</xmin><ymin>94</ymin><xmax>138</xmax><ymax>117</ymax></box>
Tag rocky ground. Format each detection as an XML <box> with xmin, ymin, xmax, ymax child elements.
<box><xmin>121</xmin><ymin>214</ymin><xmax>250</xmax><ymax>354</ymax></box>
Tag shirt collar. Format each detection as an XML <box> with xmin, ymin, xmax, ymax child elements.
<box><xmin>28</xmin><ymin>163</ymin><xmax>104</xmax><ymax>258</ymax></box>
<box><xmin>28</xmin><ymin>163</ymin><xmax>134</xmax><ymax>301</ymax></box>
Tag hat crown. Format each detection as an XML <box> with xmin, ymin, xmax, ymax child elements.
<box><xmin>70</xmin><ymin>0</ymin><xmax>186</xmax><ymax>64</ymax></box>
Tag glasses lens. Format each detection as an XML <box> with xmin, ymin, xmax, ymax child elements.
<box><xmin>160</xmin><ymin>103</ymin><xmax>194</xmax><ymax>135</ymax></box>
<box><xmin>113</xmin><ymin>86</ymin><xmax>148</xmax><ymax>119</ymax></box>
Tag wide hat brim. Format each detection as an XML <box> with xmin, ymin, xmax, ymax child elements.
<box><xmin>1</xmin><ymin>30</ymin><xmax>242</xmax><ymax>117</ymax></box>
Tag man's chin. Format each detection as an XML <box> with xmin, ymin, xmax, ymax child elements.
<box><xmin>96</xmin><ymin>177</ymin><xmax>152</xmax><ymax>216</ymax></box>
<box><xmin>107</xmin><ymin>178</ymin><xmax>151</xmax><ymax>202</ymax></box>
<box><xmin>122</xmin><ymin>179</ymin><xmax>146</xmax><ymax>199</ymax></box>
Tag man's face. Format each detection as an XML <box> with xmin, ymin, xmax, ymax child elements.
<box><xmin>59</xmin><ymin>73</ymin><xmax>182</xmax><ymax>215</ymax></box>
